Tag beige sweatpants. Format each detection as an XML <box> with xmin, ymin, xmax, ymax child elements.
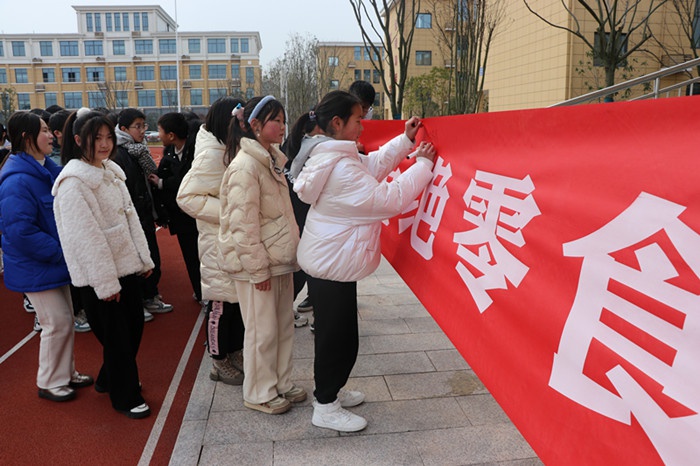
<box><xmin>26</xmin><ymin>285</ymin><xmax>75</xmax><ymax>389</ymax></box>
<box><xmin>235</xmin><ymin>274</ymin><xmax>294</xmax><ymax>404</ymax></box>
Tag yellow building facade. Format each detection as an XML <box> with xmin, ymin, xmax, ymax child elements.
<box><xmin>0</xmin><ymin>5</ymin><xmax>262</xmax><ymax>117</ymax></box>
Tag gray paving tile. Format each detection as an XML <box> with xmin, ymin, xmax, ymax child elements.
<box><xmin>353</xmin><ymin>397</ymin><xmax>471</xmax><ymax>434</ymax></box>
<box><xmin>386</xmin><ymin>370</ymin><xmax>487</xmax><ymax>400</ymax></box>
<box><xmin>427</xmin><ymin>348</ymin><xmax>471</xmax><ymax>371</ymax></box>
<box><xmin>168</xmin><ymin>420</ymin><xmax>205</xmax><ymax>466</ymax></box>
<box><xmin>350</xmin><ymin>351</ymin><xmax>435</xmax><ymax>377</ymax></box>
<box><xmin>404</xmin><ymin>315</ymin><xmax>442</xmax><ymax>333</ymax></box>
<box><xmin>368</xmin><ymin>331</ymin><xmax>454</xmax><ymax>353</ymax></box>
<box><xmin>359</xmin><ymin>303</ymin><xmax>430</xmax><ymax>320</ymax></box>
<box><xmin>199</xmin><ymin>441</ymin><xmax>273</xmax><ymax>466</ymax></box>
<box><xmin>457</xmin><ymin>394</ymin><xmax>513</xmax><ymax>426</ymax></box>
<box><xmin>182</xmin><ymin>350</ymin><xmax>215</xmax><ymax>421</ymax></box>
<box><xmin>358</xmin><ymin>317</ymin><xmax>411</xmax><ymax>336</ymax></box>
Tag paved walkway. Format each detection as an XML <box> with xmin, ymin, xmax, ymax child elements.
<box><xmin>169</xmin><ymin>259</ymin><xmax>542</xmax><ymax>465</ymax></box>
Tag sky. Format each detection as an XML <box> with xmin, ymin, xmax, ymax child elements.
<box><xmin>2</xmin><ymin>0</ymin><xmax>366</xmax><ymax>67</ymax></box>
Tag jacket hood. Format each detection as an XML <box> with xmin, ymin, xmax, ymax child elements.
<box><xmin>0</xmin><ymin>152</ymin><xmax>60</xmax><ymax>185</ymax></box>
<box><xmin>115</xmin><ymin>126</ymin><xmax>135</xmax><ymax>146</ymax></box>
<box><xmin>239</xmin><ymin>137</ymin><xmax>288</xmax><ymax>174</ymax></box>
<box><xmin>288</xmin><ymin>135</ymin><xmax>334</xmax><ymax>182</ymax></box>
<box><xmin>52</xmin><ymin>158</ymin><xmax>125</xmax><ymax>195</ymax></box>
<box><xmin>292</xmin><ymin>139</ymin><xmax>357</xmax><ymax>206</ymax></box>
<box><xmin>195</xmin><ymin>125</ymin><xmax>224</xmax><ymax>155</ymax></box>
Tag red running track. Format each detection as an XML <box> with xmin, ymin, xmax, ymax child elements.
<box><xmin>0</xmin><ymin>227</ymin><xmax>206</xmax><ymax>465</ymax></box>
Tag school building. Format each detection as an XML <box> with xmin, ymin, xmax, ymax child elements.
<box><xmin>0</xmin><ymin>4</ymin><xmax>262</xmax><ymax>117</ymax></box>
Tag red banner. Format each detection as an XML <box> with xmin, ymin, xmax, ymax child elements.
<box><xmin>363</xmin><ymin>96</ymin><xmax>700</xmax><ymax>466</ymax></box>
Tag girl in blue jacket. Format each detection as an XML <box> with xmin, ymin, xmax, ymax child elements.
<box><xmin>0</xmin><ymin>111</ymin><xmax>93</xmax><ymax>402</ymax></box>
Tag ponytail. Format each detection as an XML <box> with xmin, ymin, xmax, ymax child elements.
<box><xmin>225</xmin><ymin>95</ymin><xmax>285</xmax><ymax>165</ymax></box>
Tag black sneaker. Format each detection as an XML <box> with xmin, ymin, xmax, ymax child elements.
<box><xmin>297</xmin><ymin>297</ymin><xmax>313</xmax><ymax>312</ymax></box>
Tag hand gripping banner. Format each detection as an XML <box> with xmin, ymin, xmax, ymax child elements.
<box><xmin>361</xmin><ymin>96</ymin><xmax>700</xmax><ymax>466</ymax></box>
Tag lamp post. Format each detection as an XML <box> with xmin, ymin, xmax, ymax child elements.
<box><xmin>174</xmin><ymin>0</ymin><xmax>181</xmax><ymax>112</ymax></box>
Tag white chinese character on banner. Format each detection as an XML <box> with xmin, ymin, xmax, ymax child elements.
<box><xmin>453</xmin><ymin>171</ymin><xmax>540</xmax><ymax>313</ymax></box>
<box><xmin>550</xmin><ymin>192</ymin><xmax>700</xmax><ymax>465</ymax></box>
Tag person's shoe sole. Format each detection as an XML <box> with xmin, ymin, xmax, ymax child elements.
<box><xmin>38</xmin><ymin>388</ymin><xmax>76</xmax><ymax>402</ymax></box>
<box><xmin>118</xmin><ymin>404</ymin><xmax>151</xmax><ymax>419</ymax></box>
<box><xmin>209</xmin><ymin>368</ymin><xmax>244</xmax><ymax>386</ymax></box>
<box><xmin>281</xmin><ymin>387</ymin><xmax>307</xmax><ymax>403</ymax></box>
<box><xmin>244</xmin><ymin>398</ymin><xmax>291</xmax><ymax>415</ymax></box>
<box><xmin>311</xmin><ymin>415</ymin><xmax>367</xmax><ymax>432</ymax></box>
<box><xmin>69</xmin><ymin>375</ymin><xmax>94</xmax><ymax>388</ymax></box>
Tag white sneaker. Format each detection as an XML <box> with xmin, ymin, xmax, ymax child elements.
<box><xmin>143</xmin><ymin>295</ymin><xmax>173</xmax><ymax>313</ymax></box>
<box><xmin>312</xmin><ymin>399</ymin><xmax>367</xmax><ymax>432</ymax></box>
<box><xmin>33</xmin><ymin>315</ymin><xmax>42</xmax><ymax>332</ymax></box>
<box><xmin>143</xmin><ymin>309</ymin><xmax>154</xmax><ymax>322</ymax></box>
<box><xmin>24</xmin><ymin>295</ymin><xmax>35</xmax><ymax>313</ymax></box>
<box><xmin>338</xmin><ymin>389</ymin><xmax>365</xmax><ymax>407</ymax></box>
<box><xmin>294</xmin><ymin>311</ymin><xmax>308</xmax><ymax>328</ymax></box>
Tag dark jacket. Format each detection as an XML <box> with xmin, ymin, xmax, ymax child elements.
<box><xmin>0</xmin><ymin>153</ymin><xmax>71</xmax><ymax>292</ymax></box>
<box><xmin>157</xmin><ymin>144</ymin><xmax>197</xmax><ymax>235</ymax></box>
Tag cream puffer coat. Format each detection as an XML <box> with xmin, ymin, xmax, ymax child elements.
<box><xmin>294</xmin><ymin>134</ymin><xmax>434</xmax><ymax>282</ymax></box>
<box><xmin>176</xmin><ymin>126</ymin><xmax>238</xmax><ymax>303</ymax></box>
<box><xmin>52</xmin><ymin>159</ymin><xmax>155</xmax><ymax>300</ymax></box>
<box><xmin>219</xmin><ymin>137</ymin><xmax>299</xmax><ymax>283</ymax></box>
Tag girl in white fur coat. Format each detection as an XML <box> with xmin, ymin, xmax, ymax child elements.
<box><xmin>53</xmin><ymin>111</ymin><xmax>154</xmax><ymax>419</ymax></box>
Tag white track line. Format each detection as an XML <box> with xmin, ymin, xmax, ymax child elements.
<box><xmin>138</xmin><ymin>310</ymin><xmax>205</xmax><ymax>466</ymax></box>
<box><xmin>0</xmin><ymin>331</ymin><xmax>37</xmax><ymax>365</ymax></box>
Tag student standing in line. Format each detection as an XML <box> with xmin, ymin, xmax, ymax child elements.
<box><xmin>0</xmin><ymin>111</ymin><xmax>93</xmax><ymax>403</ymax></box>
<box><xmin>53</xmin><ymin>111</ymin><xmax>154</xmax><ymax>419</ymax></box>
<box><xmin>219</xmin><ymin>95</ymin><xmax>304</xmax><ymax>415</ymax></box>
<box><xmin>291</xmin><ymin>90</ymin><xmax>436</xmax><ymax>432</ymax></box>
<box><xmin>177</xmin><ymin>97</ymin><xmax>246</xmax><ymax>385</ymax></box>
<box><xmin>148</xmin><ymin>112</ymin><xmax>202</xmax><ymax>304</ymax></box>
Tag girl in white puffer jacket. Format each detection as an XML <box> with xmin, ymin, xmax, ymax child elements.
<box><xmin>290</xmin><ymin>90</ymin><xmax>436</xmax><ymax>433</ymax></box>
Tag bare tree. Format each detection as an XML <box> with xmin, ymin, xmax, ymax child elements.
<box><xmin>316</xmin><ymin>45</ymin><xmax>353</xmax><ymax>99</ymax></box>
<box><xmin>649</xmin><ymin>1</ymin><xmax>700</xmax><ymax>75</ymax></box>
<box><xmin>524</xmin><ymin>0</ymin><xmax>667</xmax><ymax>98</ymax></box>
<box><xmin>426</xmin><ymin>0</ymin><xmax>506</xmax><ymax>114</ymax></box>
<box><xmin>0</xmin><ymin>87</ymin><xmax>18</xmax><ymax>123</ymax></box>
<box><xmin>93</xmin><ymin>80</ymin><xmax>131</xmax><ymax>110</ymax></box>
<box><xmin>216</xmin><ymin>78</ymin><xmax>244</xmax><ymax>99</ymax></box>
<box><xmin>263</xmin><ymin>33</ymin><xmax>319</xmax><ymax>124</ymax></box>
<box><xmin>350</xmin><ymin>0</ymin><xmax>421</xmax><ymax>119</ymax></box>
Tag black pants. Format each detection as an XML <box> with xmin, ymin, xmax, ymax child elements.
<box><xmin>141</xmin><ymin>226</ymin><xmax>161</xmax><ymax>300</ymax></box>
<box><xmin>79</xmin><ymin>275</ymin><xmax>145</xmax><ymax>411</ymax></box>
<box><xmin>175</xmin><ymin>220</ymin><xmax>201</xmax><ymax>301</ymax></box>
<box><xmin>205</xmin><ymin>300</ymin><xmax>244</xmax><ymax>360</ymax></box>
<box><xmin>69</xmin><ymin>284</ymin><xmax>82</xmax><ymax>316</ymax></box>
<box><xmin>308</xmin><ymin>276</ymin><xmax>358</xmax><ymax>404</ymax></box>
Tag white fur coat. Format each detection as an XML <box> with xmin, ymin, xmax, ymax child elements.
<box><xmin>52</xmin><ymin>159</ymin><xmax>154</xmax><ymax>299</ymax></box>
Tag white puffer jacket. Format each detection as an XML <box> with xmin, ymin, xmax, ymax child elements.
<box><xmin>176</xmin><ymin>126</ymin><xmax>237</xmax><ymax>302</ymax></box>
<box><xmin>294</xmin><ymin>134</ymin><xmax>434</xmax><ymax>282</ymax></box>
<box><xmin>52</xmin><ymin>159</ymin><xmax>155</xmax><ymax>299</ymax></box>
<box><xmin>219</xmin><ymin>138</ymin><xmax>299</xmax><ymax>283</ymax></box>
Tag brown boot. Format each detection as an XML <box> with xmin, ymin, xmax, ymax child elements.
<box><xmin>228</xmin><ymin>350</ymin><xmax>244</xmax><ymax>373</ymax></box>
<box><xmin>209</xmin><ymin>358</ymin><xmax>244</xmax><ymax>385</ymax></box>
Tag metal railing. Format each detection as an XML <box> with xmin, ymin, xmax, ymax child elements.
<box><xmin>550</xmin><ymin>56</ymin><xmax>700</xmax><ymax>107</ymax></box>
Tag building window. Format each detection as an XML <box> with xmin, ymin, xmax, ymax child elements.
<box><xmin>17</xmin><ymin>93</ymin><xmax>31</xmax><ymax>110</ymax></box>
<box><xmin>86</xmin><ymin>13</ymin><xmax>93</xmax><ymax>32</ymax></box>
<box><xmin>0</xmin><ymin>69</ymin><xmax>7</xmax><ymax>84</ymax></box>
<box><xmin>354</xmin><ymin>46</ymin><xmax>362</xmax><ymax>61</ymax></box>
<box><xmin>161</xmin><ymin>89</ymin><xmax>177</xmax><ymax>107</ymax></box>
<box><xmin>363</xmin><ymin>69</ymin><xmax>371</xmax><ymax>82</ymax></box>
<box><xmin>114</xmin><ymin>66</ymin><xmax>127</xmax><ymax>81</ymax></box>
<box><xmin>209</xmin><ymin>88</ymin><xmax>226</xmax><ymax>103</ymax></box>
<box><xmin>231</xmin><ymin>64</ymin><xmax>240</xmax><ymax>79</ymax></box>
<box><xmin>209</xmin><ymin>64</ymin><xmax>226</xmax><ymax>79</ymax></box>
<box><xmin>122</xmin><ymin>13</ymin><xmax>130</xmax><ymax>31</ymax></box>
<box><xmin>188</xmin><ymin>39</ymin><xmax>200</xmax><ymax>54</ymax></box>
<box><xmin>189</xmin><ymin>65</ymin><xmax>202</xmax><ymax>80</ymax></box>
<box><xmin>106</xmin><ymin>13</ymin><xmax>113</xmax><ymax>32</ymax></box>
<box><xmin>114</xmin><ymin>12</ymin><xmax>121</xmax><ymax>31</ymax></box>
<box><xmin>190</xmin><ymin>89</ymin><xmax>202</xmax><ymax>106</ymax></box>
<box><xmin>40</xmin><ymin>41</ymin><xmax>53</xmax><ymax>57</ymax></box>
<box><xmin>134</xmin><ymin>40</ymin><xmax>153</xmax><ymax>55</ymax></box>
<box><xmin>115</xmin><ymin>90</ymin><xmax>128</xmax><ymax>108</ymax></box>
<box><xmin>415</xmin><ymin>50</ymin><xmax>432</xmax><ymax>66</ymax></box>
<box><xmin>364</xmin><ymin>47</ymin><xmax>370</xmax><ymax>61</ymax></box>
<box><xmin>246</xmin><ymin>88</ymin><xmax>254</xmax><ymax>99</ymax></box>
<box><xmin>88</xmin><ymin>91</ymin><xmax>106</xmax><ymax>108</ymax></box>
<box><xmin>159</xmin><ymin>39</ymin><xmax>176</xmax><ymax>54</ymax></box>
<box><xmin>60</xmin><ymin>41</ymin><xmax>79</xmax><ymax>56</ymax></box>
<box><xmin>62</xmin><ymin>68</ymin><xmax>81</xmax><ymax>83</ymax></box>
<box><xmin>0</xmin><ymin>42</ymin><xmax>4</xmax><ymax>57</ymax></box>
<box><xmin>373</xmin><ymin>69</ymin><xmax>380</xmax><ymax>84</ymax></box>
<box><xmin>160</xmin><ymin>65</ymin><xmax>177</xmax><ymax>80</ymax></box>
<box><xmin>84</xmin><ymin>40</ymin><xmax>103</xmax><ymax>56</ymax></box>
<box><xmin>136</xmin><ymin>66</ymin><xmax>155</xmax><ymax>81</ymax></box>
<box><xmin>328</xmin><ymin>56</ymin><xmax>339</xmax><ymax>67</ymax></box>
<box><xmin>12</xmin><ymin>41</ymin><xmax>26</xmax><ymax>57</ymax></box>
<box><xmin>207</xmin><ymin>38</ymin><xmax>226</xmax><ymax>53</ymax></box>
<box><xmin>330</xmin><ymin>79</ymin><xmax>339</xmax><ymax>90</ymax></box>
<box><xmin>86</xmin><ymin>67</ymin><xmax>105</xmax><ymax>82</ymax></box>
<box><xmin>44</xmin><ymin>92</ymin><xmax>57</xmax><ymax>108</ymax></box>
<box><xmin>42</xmin><ymin>68</ymin><xmax>56</xmax><ymax>83</ymax></box>
<box><xmin>137</xmin><ymin>90</ymin><xmax>156</xmax><ymax>107</ymax></box>
<box><xmin>245</xmin><ymin>67</ymin><xmax>255</xmax><ymax>84</ymax></box>
<box><xmin>240</xmin><ymin>38</ymin><xmax>249</xmax><ymax>53</ymax></box>
<box><xmin>113</xmin><ymin>40</ymin><xmax>126</xmax><ymax>55</ymax></box>
<box><xmin>354</xmin><ymin>69</ymin><xmax>361</xmax><ymax>81</ymax></box>
<box><xmin>15</xmin><ymin>69</ymin><xmax>28</xmax><ymax>84</ymax></box>
<box><xmin>133</xmin><ymin>12</ymin><xmax>141</xmax><ymax>31</ymax></box>
<box><xmin>95</xmin><ymin>13</ymin><xmax>102</xmax><ymax>32</ymax></box>
<box><xmin>416</xmin><ymin>13</ymin><xmax>432</xmax><ymax>29</ymax></box>
<box><xmin>142</xmin><ymin>13</ymin><xmax>149</xmax><ymax>32</ymax></box>
<box><xmin>63</xmin><ymin>92</ymin><xmax>83</xmax><ymax>109</ymax></box>
<box><xmin>230</xmin><ymin>38</ymin><xmax>239</xmax><ymax>53</ymax></box>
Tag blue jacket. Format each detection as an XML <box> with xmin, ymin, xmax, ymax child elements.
<box><xmin>0</xmin><ymin>152</ymin><xmax>70</xmax><ymax>292</ymax></box>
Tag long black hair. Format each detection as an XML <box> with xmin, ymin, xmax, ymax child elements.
<box><xmin>60</xmin><ymin>109</ymin><xmax>114</xmax><ymax>165</ymax></box>
<box><xmin>224</xmin><ymin>95</ymin><xmax>285</xmax><ymax>165</ymax></box>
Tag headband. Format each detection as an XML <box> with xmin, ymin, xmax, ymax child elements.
<box><xmin>248</xmin><ymin>95</ymin><xmax>276</xmax><ymax>124</ymax></box>
<box><xmin>231</xmin><ymin>103</ymin><xmax>244</xmax><ymax>121</ymax></box>
<box><xmin>309</xmin><ymin>110</ymin><xmax>316</xmax><ymax>121</ymax></box>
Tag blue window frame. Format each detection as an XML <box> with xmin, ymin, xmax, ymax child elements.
<box><xmin>113</xmin><ymin>40</ymin><xmax>126</xmax><ymax>55</ymax></box>
<box><xmin>207</xmin><ymin>38</ymin><xmax>225</xmax><ymax>53</ymax></box>
<box><xmin>160</xmin><ymin>65</ymin><xmax>177</xmax><ymax>80</ymax></box>
<box><xmin>189</xmin><ymin>65</ymin><xmax>202</xmax><ymax>79</ymax></box>
<box><xmin>188</xmin><ymin>39</ymin><xmax>200</xmax><ymax>54</ymax></box>
<box><xmin>84</xmin><ymin>40</ymin><xmax>103</xmax><ymax>56</ymax></box>
<box><xmin>40</xmin><ymin>41</ymin><xmax>53</xmax><ymax>56</ymax></box>
<box><xmin>134</xmin><ymin>40</ymin><xmax>153</xmax><ymax>55</ymax></box>
<box><xmin>136</xmin><ymin>66</ymin><xmax>155</xmax><ymax>81</ymax></box>
<box><xmin>60</xmin><ymin>41</ymin><xmax>79</xmax><ymax>56</ymax></box>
